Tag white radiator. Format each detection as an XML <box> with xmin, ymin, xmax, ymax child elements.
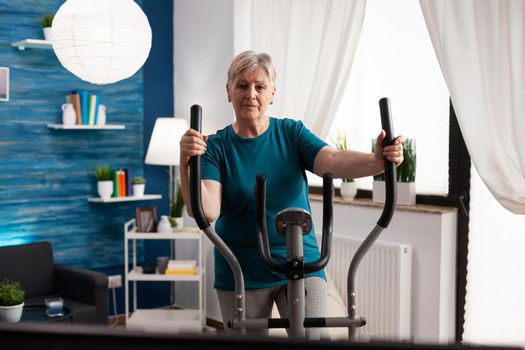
<box><xmin>318</xmin><ymin>233</ymin><xmax>412</xmax><ymax>341</ymax></box>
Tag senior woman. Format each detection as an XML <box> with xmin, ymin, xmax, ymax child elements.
<box><xmin>180</xmin><ymin>51</ymin><xmax>404</xmax><ymax>339</ymax></box>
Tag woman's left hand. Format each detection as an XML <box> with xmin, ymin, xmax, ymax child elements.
<box><xmin>374</xmin><ymin>130</ymin><xmax>405</xmax><ymax>167</ymax></box>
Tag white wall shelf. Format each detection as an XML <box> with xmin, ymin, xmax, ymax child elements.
<box><xmin>88</xmin><ymin>195</ymin><xmax>161</xmax><ymax>203</ymax></box>
<box><xmin>124</xmin><ymin>219</ymin><xmax>205</xmax><ymax>333</ymax></box>
<box><xmin>12</xmin><ymin>39</ymin><xmax>52</xmax><ymax>50</ymax></box>
<box><xmin>47</xmin><ymin>124</ymin><xmax>125</xmax><ymax>130</ymax></box>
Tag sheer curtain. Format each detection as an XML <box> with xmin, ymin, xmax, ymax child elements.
<box><xmin>326</xmin><ymin>0</ymin><xmax>450</xmax><ymax>194</ymax></box>
<box><xmin>420</xmin><ymin>0</ymin><xmax>525</xmax><ymax>345</ymax></box>
<box><xmin>233</xmin><ymin>0</ymin><xmax>366</xmax><ymax>138</ymax></box>
<box><xmin>420</xmin><ymin>0</ymin><xmax>525</xmax><ymax>214</ymax></box>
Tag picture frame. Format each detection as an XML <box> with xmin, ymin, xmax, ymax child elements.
<box><xmin>135</xmin><ymin>206</ymin><xmax>158</xmax><ymax>233</ymax></box>
<box><xmin>0</xmin><ymin>67</ymin><xmax>9</xmax><ymax>102</ymax></box>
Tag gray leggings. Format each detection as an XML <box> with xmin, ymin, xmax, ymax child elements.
<box><xmin>216</xmin><ymin>276</ymin><xmax>329</xmax><ymax>340</ymax></box>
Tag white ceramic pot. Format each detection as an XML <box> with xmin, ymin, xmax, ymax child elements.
<box><xmin>340</xmin><ymin>181</ymin><xmax>356</xmax><ymax>201</ymax></box>
<box><xmin>0</xmin><ymin>302</ymin><xmax>24</xmax><ymax>322</ymax></box>
<box><xmin>97</xmin><ymin>180</ymin><xmax>113</xmax><ymax>199</ymax></box>
<box><xmin>157</xmin><ymin>216</ymin><xmax>172</xmax><ymax>233</ymax></box>
<box><xmin>397</xmin><ymin>182</ymin><xmax>416</xmax><ymax>205</ymax></box>
<box><xmin>133</xmin><ymin>184</ymin><xmax>145</xmax><ymax>197</ymax></box>
<box><xmin>373</xmin><ymin>181</ymin><xmax>416</xmax><ymax>205</ymax></box>
<box><xmin>171</xmin><ymin>217</ymin><xmax>183</xmax><ymax>232</ymax></box>
<box><xmin>372</xmin><ymin>180</ymin><xmax>385</xmax><ymax>203</ymax></box>
<box><xmin>43</xmin><ymin>27</ymin><xmax>52</xmax><ymax>41</ymax></box>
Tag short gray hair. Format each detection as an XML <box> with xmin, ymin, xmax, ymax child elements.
<box><xmin>227</xmin><ymin>51</ymin><xmax>277</xmax><ymax>87</ymax></box>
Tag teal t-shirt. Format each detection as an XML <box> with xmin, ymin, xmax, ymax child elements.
<box><xmin>201</xmin><ymin>117</ymin><xmax>328</xmax><ymax>290</ymax></box>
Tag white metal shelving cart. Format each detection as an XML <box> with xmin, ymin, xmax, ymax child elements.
<box><xmin>124</xmin><ymin>219</ymin><xmax>205</xmax><ymax>333</ymax></box>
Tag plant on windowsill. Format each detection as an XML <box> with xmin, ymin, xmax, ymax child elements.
<box><xmin>131</xmin><ymin>177</ymin><xmax>146</xmax><ymax>197</ymax></box>
<box><xmin>335</xmin><ymin>134</ymin><xmax>356</xmax><ymax>201</ymax></box>
<box><xmin>40</xmin><ymin>13</ymin><xmax>54</xmax><ymax>41</ymax></box>
<box><xmin>169</xmin><ymin>181</ymin><xmax>185</xmax><ymax>232</ymax></box>
<box><xmin>373</xmin><ymin>138</ymin><xmax>416</xmax><ymax>205</ymax></box>
<box><xmin>95</xmin><ymin>165</ymin><xmax>113</xmax><ymax>199</ymax></box>
<box><xmin>0</xmin><ymin>279</ymin><xmax>25</xmax><ymax>322</ymax></box>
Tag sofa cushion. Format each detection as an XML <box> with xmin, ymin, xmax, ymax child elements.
<box><xmin>0</xmin><ymin>242</ymin><xmax>55</xmax><ymax>297</ymax></box>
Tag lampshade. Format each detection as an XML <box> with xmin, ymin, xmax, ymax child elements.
<box><xmin>51</xmin><ymin>0</ymin><xmax>152</xmax><ymax>85</ymax></box>
<box><xmin>145</xmin><ymin>118</ymin><xmax>188</xmax><ymax>166</ymax></box>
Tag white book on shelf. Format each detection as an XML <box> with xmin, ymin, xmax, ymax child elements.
<box><xmin>167</xmin><ymin>260</ymin><xmax>196</xmax><ymax>269</ymax></box>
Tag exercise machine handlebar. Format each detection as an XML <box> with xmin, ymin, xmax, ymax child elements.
<box><xmin>256</xmin><ymin>172</ymin><xmax>333</xmax><ymax>274</ymax></box>
<box><xmin>348</xmin><ymin>97</ymin><xmax>397</xmax><ymax>341</ymax></box>
<box><xmin>189</xmin><ymin>104</ymin><xmax>210</xmax><ymax>230</ymax></box>
<box><xmin>255</xmin><ymin>174</ymin><xmax>285</xmax><ymax>274</ymax></box>
<box><xmin>189</xmin><ymin>104</ymin><xmax>246</xmax><ymax>326</ymax></box>
<box><xmin>305</xmin><ymin>172</ymin><xmax>333</xmax><ymax>272</ymax></box>
<box><xmin>377</xmin><ymin>97</ymin><xmax>397</xmax><ymax>228</ymax></box>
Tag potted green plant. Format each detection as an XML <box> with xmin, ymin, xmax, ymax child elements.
<box><xmin>40</xmin><ymin>13</ymin><xmax>54</xmax><ymax>41</ymax></box>
<box><xmin>132</xmin><ymin>177</ymin><xmax>146</xmax><ymax>197</ymax></box>
<box><xmin>372</xmin><ymin>138</ymin><xmax>416</xmax><ymax>205</ymax></box>
<box><xmin>334</xmin><ymin>134</ymin><xmax>356</xmax><ymax>200</ymax></box>
<box><xmin>169</xmin><ymin>182</ymin><xmax>185</xmax><ymax>232</ymax></box>
<box><xmin>0</xmin><ymin>279</ymin><xmax>25</xmax><ymax>322</ymax></box>
<box><xmin>95</xmin><ymin>165</ymin><xmax>113</xmax><ymax>199</ymax></box>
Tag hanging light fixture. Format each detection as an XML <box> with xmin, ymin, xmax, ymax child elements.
<box><xmin>51</xmin><ymin>0</ymin><xmax>152</xmax><ymax>85</ymax></box>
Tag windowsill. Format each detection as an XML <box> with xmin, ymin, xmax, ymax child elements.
<box><xmin>309</xmin><ymin>194</ymin><xmax>457</xmax><ymax>215</ymax></box>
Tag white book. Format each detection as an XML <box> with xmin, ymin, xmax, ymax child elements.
<box><xmin>167</xmin><ymin>260</ymin><xmax>196</xmax><ymax>269</ymax></box>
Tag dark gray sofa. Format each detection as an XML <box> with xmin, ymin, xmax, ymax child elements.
<box><xmin>0</xmin><ymin>241</ymin><xmax>108</xmax><ymax>324</ymax></box>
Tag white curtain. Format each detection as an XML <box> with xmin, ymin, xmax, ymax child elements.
<box><xmin>234</xmin><ymin>0</ymin><xmax>366</xmax><ymax>138</ymax></box>
<box><xmin>420</xmin><ymin>0</ymin><xmax>525</xmax><ymax>346</ymax></box>
<box><xmin>419</xmin><ymin>0</ymin><xmax>525</xmax><ymax>214</ymax></box>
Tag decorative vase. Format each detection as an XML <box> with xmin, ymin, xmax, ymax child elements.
<box><xmin>97</xmin><ymin>180</ymin><xmax>113</xmax><ymax>199</ymax></box>
<box><xmin>157</xmin><ymin>216</ymin><xmax>172</xmax><ymax>233</ymax></box>
<box><xmin>170</xmin><ymin>216</ymin><xmax>183</xmax><ymax>232</ymax></box>
<box><xmin>340</xmin><ymin>181</ymin><xmax>356</xmax><ymax>201</ymax></box>
<box><xmin>61</xmin><ymin>103</ymin><xmax>76</xmax><ymax>125</ymax></box>
<box><xmin>0</xmin><ymin>302</ymin><xmax>24</xmax><ymax>322</ymax></box>
<box><xmin>133</xmin><ymin>184</ymin><xmax>145</xmax><ymax>197</ymax></box>
<box><xmin>43</xmin><ymin>27</ymin><xmax>52</xmax><ymax>41</ymax></box>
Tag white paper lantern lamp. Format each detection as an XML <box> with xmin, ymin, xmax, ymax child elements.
<box><xmin>51</xmin><ymin>0</ymin><xmax>152</xmax><ymax>85</ymax></box>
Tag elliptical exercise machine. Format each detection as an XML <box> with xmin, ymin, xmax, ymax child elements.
<box><xmin>189</xmin><ymin>98</ymin><xmax>397</xmax><ymax>340</ymax></box>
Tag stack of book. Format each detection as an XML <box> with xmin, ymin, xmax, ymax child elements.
<box><xmin>112</xmin><ymin>168</ymin><xmax>133</xmax><ymax>197</ymax></box>
<box><xmin>65</xmin><ymin>89</ymin><xmax>101</xmax><ymax>125</ymax></box>
<box><xmin>164</xmin><ymin>260</ymin><xmax>198</xmax><ymax>275</ymax></box>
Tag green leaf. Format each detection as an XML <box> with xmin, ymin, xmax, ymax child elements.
<box><xmin>0</xmin><ymin>279</ymin><xmax>25</xmax><ymax>306</ymax></box>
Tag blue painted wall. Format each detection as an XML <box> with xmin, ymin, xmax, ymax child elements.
<box><xmin>0</xmin><ymin>0</ymin><xmax>175</xmax><ymax>316</ymax></box>
<box><xmin>0</xmin><ymin>0</ymin><xmax>163</xmax><ymax>270</ymax></box>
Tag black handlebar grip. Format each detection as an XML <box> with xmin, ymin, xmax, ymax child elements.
<box><xmin>255</xmin><ymin>173</ymin><xmax>285</xmax><ymax>274</ymax></box>
<box><xmin>320</xmin><ymin>173</ymin><xmax>333</xmax><ymax>263</ymax></box>
<box><xmin>377</xmin><ymin>98</ymin><xmax>397</xmax><ymax>228</ymax></box>
<box><xmin>305</xmin><ymin>172</ymin><xmax>333</xmax><ymax>273</ymax></box>
<box><xmin>379</xmin><ymin>98</ymin><xmax>395</xmax><ymax>147</ymax></box>
<box><xmin>256</xmin><ymin>173</ymin><xmax>267</xmax><ymax>236</ymax></box>
<box><xmin>189</xmin><ymin>104</ymin><xmax>210</xmax><ymax>230</ymax></box>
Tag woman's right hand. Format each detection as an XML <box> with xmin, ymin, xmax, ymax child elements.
<box><xmin>179</xmin><ymin>129</ymin><xmax>221</xmax><ymax>222</ymax></box>
<box><xmin>179</xmin><ymin>128</ymin><xmax>208</xmax><ymax>166</ymax></box>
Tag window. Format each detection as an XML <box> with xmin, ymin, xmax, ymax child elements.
<box><xmin>309</xmin><ymin>0</ymin><xmax>449</xmax><ymax>197</ymax></box>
